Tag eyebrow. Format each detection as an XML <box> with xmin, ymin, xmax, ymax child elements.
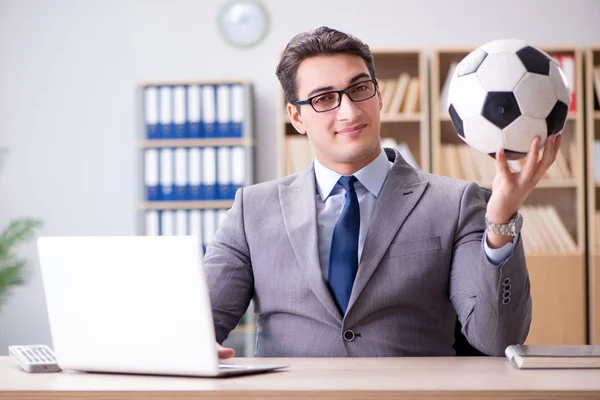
<box><xmin>306</xmin><ymin>72</ymin><xmax>371</xmax><ymax>98</ymax></box>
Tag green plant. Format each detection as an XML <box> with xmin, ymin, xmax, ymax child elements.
<box><xmin>0</xmin><ymin>219</ymin><xmax>42</xmax><ymax>308</ymax></box>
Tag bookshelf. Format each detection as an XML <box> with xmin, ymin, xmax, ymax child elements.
<box><xmin>431</xmin><ymin>46</ymin><xmax>586</xmax><ymax>345</ymax></box>
<box><xmin>586</xmin><ymin>45</ymin><xmax>600</xmax><ymax>345</ymax></box>
<box><xmin>277</xmin><ymin>49</ymin><xmax>430</xmax><ymax>177</ymax></box>
<box><xmin>137</xmin><ymin>80</ymin><xmax>256</xmax><ymax>356</ymax></box>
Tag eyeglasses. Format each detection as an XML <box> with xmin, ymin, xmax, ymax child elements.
<box><xmin>294</xmin><ymin>79</ymin><xmax>377</xmax><ymax>113</ymax></box>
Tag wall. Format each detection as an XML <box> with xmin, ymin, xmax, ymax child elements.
<box><xmin>1</xmin><ymin>0</ymin><xmax>599</xmax><ymax>354</ymax></box>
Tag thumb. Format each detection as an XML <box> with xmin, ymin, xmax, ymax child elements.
<box><xmin>216</xmin><ymin>343</ymin><xmax>235</xmax><ymax>359</ymax></box>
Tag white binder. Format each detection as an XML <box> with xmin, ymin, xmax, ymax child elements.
<box><xmin>159</xmin><ymin>148</ymin><xmax>174</xmax><ymax>200</ymax></box>
<box><xmin>174</xmin><ymin>148</ymin><xmax>188</xmax><ymax>200</ymax></box>
<box><xmin>173</xmin><ymin>86</ymin><xmax>186</xmax><ymax>138</ymax></box>
<box><xmin>187</xmin><ymin>85</ymin><xmax>202</xmax><ymax>138</ymax></box>
<box><xmin>202</xmin><ymin>147</ymin><xmax>217</xmax><ymax>200</ymax></box>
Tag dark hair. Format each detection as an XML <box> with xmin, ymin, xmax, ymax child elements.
<box><xmin>275</xmin><ymin>26</ymin><xmax>376</xmax><ymax>105</ymax></box>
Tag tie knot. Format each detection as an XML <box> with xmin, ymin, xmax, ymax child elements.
<box><xmin>338</xmin><ymin>175</ymin><xmax>358</xmax><ymax>192</ymax></box>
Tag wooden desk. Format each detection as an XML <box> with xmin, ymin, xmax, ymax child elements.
<box><xmin>1</xmin><ymin>356</ymin><xmax>599</xmax><ymax>399</ymax></box>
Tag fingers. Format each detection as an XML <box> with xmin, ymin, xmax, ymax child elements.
<box><xmin>495</xmin><ymin>148</ymin><xmax>512</xmax><ymax>180</ymax></box>
<box><xmin>520</xmin><ymin>136</ymin><xmax>542</xmax><ymax>182</ymax></box>
<box><xmin>531</xmin><ymin>134</ymin><xmax>561</xmax><ymax>183</ymax></box>
<box><xmin>217</xmin><ymin>343</ymin><xmax>235</xmax><ymax>359</ymax></box>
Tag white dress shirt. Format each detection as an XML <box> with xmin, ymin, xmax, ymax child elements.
<box><xmin>314</xmin><ymin>149</ymin><xmax>514</xmax><ymax>281</ymax></box>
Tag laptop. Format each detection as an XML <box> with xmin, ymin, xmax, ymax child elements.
<box><xmin>37</xmin><ymin>235</ymin><xmax>287</xmax><ymax>377</ymax></box>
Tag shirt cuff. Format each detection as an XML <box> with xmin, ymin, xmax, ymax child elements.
<box><xmin>483</xmin><ymin>231</ymin><xmax>517</xmax><ymax>266</ymax></box>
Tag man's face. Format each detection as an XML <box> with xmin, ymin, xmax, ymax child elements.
<box><xmin>288</xmin><ymin>54</ymin><xmax>382</xmax><ymax>174</ymax></box>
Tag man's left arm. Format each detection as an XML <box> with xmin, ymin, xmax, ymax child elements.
<box><xmin>450</xmin><ymin>134</ymin><xmax>562</xmax><ymax>356</ymax></box>
<box><xmin>449</xmin><ymin>183</ymin><xmax>531</xmax><ymax>356</ymax></box>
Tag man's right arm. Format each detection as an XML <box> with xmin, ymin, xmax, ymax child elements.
<box><xmin>204</xmin><ymin>187</ymin><xmax>254</xmax><ymax>345</ymax></box>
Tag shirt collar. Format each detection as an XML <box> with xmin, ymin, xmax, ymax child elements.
<box><xmin>314</xmin><ymin>149</ymin><xmax>390</xmax><ymax>201</ymax></box>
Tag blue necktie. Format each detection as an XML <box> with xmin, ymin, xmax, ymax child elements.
<box><xmin>328</xmin><ymin>175</ymin><xmax>360</xmax><ymax>315</ymax></box>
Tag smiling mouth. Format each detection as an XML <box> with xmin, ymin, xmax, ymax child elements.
<box><xmin>337</xmin><ymin>124</ymin><xmax>367</xmax><ymax>136</ymax></box>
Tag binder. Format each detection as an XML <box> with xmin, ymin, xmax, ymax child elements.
<box><xmin>189</xmin><ymin>209</ymin><xmax>202</xmax><ymax>243</ymax></box>
<box><xmin>160</xmin><ymin>210</ymin><xmax>175</xmax><ymax>236</ymax></box>
<box><xmin>144</xmin><ymin>210</ymin><xmax>160</xmax><ymax>236</ymax></box>
<box><xmin>201</xmin><ymin>85</ymin><xmax>217</xmax><ymax>138</ymax></box>
<box><xmin>173</xmin><ymin>86</ymin><xmax>187</xmax><ymax>138</ymax></box>
<box><xmin>174</xmin><ymin>148</ymin><xmax>189</xmax><ymax>200</ymax></box>
<box><xmin>188</xmin><ymin>147</ymin><xmax>202</xmax><ymax>200</ymax></box>
<box><xmin>160</xmin><ymin>148</ymin><xmax>175</xmax><ymax>201</ymax></box>
<box><xmin>216</xmin><ymin>84</ymin><xmax>231</xmax><ymax>137</ymax></box>
<box><xmin>144</xmin><ymin>86</ymin><xmax>159</xmax><ymax>139</ymax></box>
<box><xmin>217</xmin><ymin>146</ymin><xmax>233</xmax><ymax>199</ymax></box>
<box><xmin>144</xmin><ymin>148</ymin><xmax>160</xmax><ymax>201</ymax></box>
<box><xmin>175</xmin><ymin>209</ymin><xmax>188</xmax><ymax>236</ymax></box>
<box><xmin>202</xmin><ymin>147</ymin><xmax>217</xmax><ymax>200</ymax></box>
<box><xmin>187</xmin><ymin>85</ymin><xmax>202</xmax><ymax>138</ymax></box>
<box><xmin>231</xmin><ymin>146</ymin><xmax>246</xmax><ymax>194</ymax></box>
<box><xmin>231</xmin><ymin>84</ymin><xmax>245</xmax><ymax>137</ymax></box>
<box><xmin>159</xmin><ymin>86</ymin><xmax>174</xmax><ymax>139</ymax></box>
<box><xmin>202</xmin><ymin>209</ymin><xmax>216</xmax><ymax>254</ymax></box>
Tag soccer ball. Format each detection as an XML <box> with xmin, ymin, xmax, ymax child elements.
<box><xmin>447</xmin><ymin>39</ymin><xmax>570</xmax><ymax>159</ymax></box>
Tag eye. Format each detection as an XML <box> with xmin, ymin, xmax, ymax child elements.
<box><xmin>351</xmin><ymin>84</ymin><xmax>370</xmax><ymax>93</ymax></box>
<box><xmin>313</xmin><ymin>93</ymin><xmax>336</xmax><ymax>104</ymax></box>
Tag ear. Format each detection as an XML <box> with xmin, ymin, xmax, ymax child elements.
<box><xmin>287</xmin><ymin>103</ymin><xmax>307</xmax><ymax>135</ymax></box>
<box><xmin>376</xmin><ymin>80</ymin><xmax>383</xmax><ymax>111</ymax></box>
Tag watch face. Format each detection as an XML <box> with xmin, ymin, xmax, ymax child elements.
<box><xmin>218</xmin><ymin>0</ymin><xmax>269</xmax><ymax>48</ymax></box>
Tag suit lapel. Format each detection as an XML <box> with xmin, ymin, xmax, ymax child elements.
<box><xmin>278</xmin><ymin>165</ymin><xmax>342</xmax><ymax>324</ymax></box>
<box><xmin>347</xmin><ymin>150</ymin><xmax>429</xmax><ymax>313</ymax></box>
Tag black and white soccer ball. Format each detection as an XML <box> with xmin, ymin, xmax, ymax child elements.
<box><xmin>447</xmin><ymin>39</ymin><xmax>570</xmax><ymax>159</ymax></box>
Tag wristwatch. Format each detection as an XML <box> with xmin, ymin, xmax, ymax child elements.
<box><xmin>485</xmin><ymin>212</ymin><xmax>523</xmax><ymax>237</ymax></box>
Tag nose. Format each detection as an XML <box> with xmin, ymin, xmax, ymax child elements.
<box><xmin>336</xmin><ymin>92</ymin><xmax>362</xmax><ymax>121</ymax></box>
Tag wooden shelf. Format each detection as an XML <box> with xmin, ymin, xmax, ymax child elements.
<box><xmin>139</xmin><ymin>138</ymin><xmax>253</xmax><ymax>148</ymax></box>
<box><xmin>525</xmin><ymin>252</ymin><xmax>586</xmax><ymax>345</ymax></box>
<box><xmin>432</xmin><ymin>45</ymin><xmax>586</xmax><ymax>346</ymax></box>
<box><xmin>586</xmin><ymin>45</ymin><xmax>600</xmax><ymax>345</ymax></box>
<box><xmin>139</xmin><ymin>201</ymin><xmax>234</xmax><ymax>210</ymax></box>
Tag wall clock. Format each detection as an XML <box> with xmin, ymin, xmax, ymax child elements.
<box><xmin>218</xmin><ymin>0</ymin><xmax>269</xmax><ymax>48</ymax></box>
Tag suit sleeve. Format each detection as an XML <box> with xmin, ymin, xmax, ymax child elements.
<box><xmin>204</xmin><ymin>188</ymin><xmax>254</xmax><ymax>344</ymax></box>
<box><xmin>449</xmin><ymin>182</ymin><xmax>532</xmax><ymax>356</ymax></box>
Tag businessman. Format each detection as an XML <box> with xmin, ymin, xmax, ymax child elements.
<box><xmin>206</xmin><ymin>26</ymin><xmax>561</xmax><ymax>358</ymax></box>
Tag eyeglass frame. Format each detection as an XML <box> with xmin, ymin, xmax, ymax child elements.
<box><xmin>294</xmin><ymin>78</ymin><xmax>378</xmax><ymax>113</ymax></box>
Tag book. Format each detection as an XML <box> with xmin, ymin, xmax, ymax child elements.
<box><xmin>505</xmin><ymin>344</ymin><xmax>600</xmax><ymax>369</ymax></box>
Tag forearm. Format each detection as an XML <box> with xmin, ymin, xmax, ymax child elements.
<box><xmin>452</xmin><ymin>238</ymin><xmax>532</xmax><ymax>356</ymax></box>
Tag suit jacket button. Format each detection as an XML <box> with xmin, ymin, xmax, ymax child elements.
<box><xmin>343</xmin><ymin>330</ymin><xmax>355</xmax><ymax>342</ymax></box>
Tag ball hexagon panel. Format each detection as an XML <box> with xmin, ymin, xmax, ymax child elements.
<box><xmin>503</xmin><ymin>115</ymin><xmax>548</xmax><ymax>153</ymax></box>
<box><xmin>513</xmin><ymin>73</ymin><xmax>558</xmax><ymax>119</ymax></box>
<box><xmin>448</xmin><ymin>72</ymin><xmax>488</xmax><ymax>119</ymax></box>
<box><xmin>457</xmin><ymin>48</ymin><xmax>487</xmax><ymax>77</ymax></box>
<box><xmin>515</xmin><ymin>46</ymin><xmax>551</xmax><ymax>75</ymax></box>
<box><xmin>546</xmin><ymin>100</ymin><xmax>569</xmax><ymax>135</ymax></box>
<box><xmin>448</xmin><ymin>104</ymin><xmax>464</xmax><ymax>138</ymax></box>
<box><xmin>548</xmin><ymin>60</ymin><xmax>571</xmax><ymax>106</ymax></box>
<box><xmin>462</xmin><ymin>115</ymin><xmax>505</xmax><ymax>154</ymax></box>
<box><xmin>477</xmin><ymin>52</ymin><xmax>527</xmax><ymax>92</ymax></box>
<box><xmin>479</xmin><ymin>38</ymin><xmax>528</xmax><ymax>54</ymax></box>
<box><xmin>482</xmin><ymin>92</ymin><xmax>521</xmax><ymax>129</ymax></box>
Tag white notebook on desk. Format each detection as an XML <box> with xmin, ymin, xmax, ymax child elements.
<box><xmin>505</xmin><ymin>344</ymin><xmax>600</xmax><ymax>369</ymax></box>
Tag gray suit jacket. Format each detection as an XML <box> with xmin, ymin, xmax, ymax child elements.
<box><xmin>205</xmin><ymin>148</ymin><xmax>532</xmax><ymax>357</ymax></box>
